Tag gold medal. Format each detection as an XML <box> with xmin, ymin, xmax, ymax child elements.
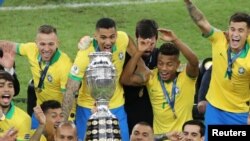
<box><xmin>138</xmin><ymin>89</ymin><xmax>144</xmax><ymax>97</ymax></box>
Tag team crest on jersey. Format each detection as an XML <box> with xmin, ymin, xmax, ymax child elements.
<box><xmin>238</xmin><ymin>67</ymin><xmax>245</xmax><ymax>75</ymax></box>
<box><xmin>119</xmin><ymin>52</ymin><xmax>124</xmax><ymax>60</ymax></box>
<box><xmin>47</xmin><ymin>74</ymin><xmax>53</xmax><ymax>82</ymax></box>
<box><xmin>71</xmin><ymin>65</ymin><xmax>79</xmax><ymax>75</ymax></box>
<box><xmin>175</xmin><ymin>87</ymin><xmax>180</xmax><ymax>95</ymax></box>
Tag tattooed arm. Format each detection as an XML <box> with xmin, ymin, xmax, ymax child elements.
<box><xmin>120</xmin><ymin>38</ymin><xmax>152</xmax><ymax>86</ymax></box>
<box><xmin>62</xmin><ymin>79</ymin><xmax>81</xmax><ymax>121</ymax></box>
<box><xmin>184</xmin><ymin>0</ymin><xmax>212</xmax><ymax>35</ymax></box>
<box><xmin>121</xmin><ymin>35</ymin><xmax>151</xmax><ymax>86</ymax></box>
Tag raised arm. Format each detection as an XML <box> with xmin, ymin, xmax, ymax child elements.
<box><xmin>30</xmin><ymin>106</ymin><xmax>46</xmax><ymax>141</ymax></box>
<box><xmin>120</xmin><ymin>38</ymin><xmax>152</xmax><ymax>86</ymax></box>
<box><xmin>184</xmin><ymin>0</ymin><xmax>212</xmax><ymax>35</ymax></box>
<box><xmin>61</xmin><ymin>36</ymin><xmax>91</xmax><ymax>121</ymax></box>
<box><xmin>158</xmin><ymin>28</ymin><xmax>199</xmax><ymax>78</ymax></box>
<box><xmin>126</xmin><ymin>35</ymin><xmax>137</xmax><ymax>56</ymax></box>
<box><xmin>61</xmin><ymin>79</ymin><xmax>80</xmax><ymax>121</ymax></box>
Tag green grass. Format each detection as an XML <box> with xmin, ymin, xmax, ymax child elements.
<box><xmin>1</xmin><ymin>0</ymin><xmax>250</xmax><ymax>110</ymax></box>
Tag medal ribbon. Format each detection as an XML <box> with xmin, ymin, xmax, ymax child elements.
<box><xmin>226</xmin><ymin>46</ymin><xmax>244</xmax><ymax>79</ymax></box>
<box><xmin>159</xmin><ymin>74</ymin><xmax>177</xmax><ymax>115</ymax></box>
<box><xmin>37</xmin><ymin>56</ymin><xmax>50</xmax><ymax>90</ymax></box>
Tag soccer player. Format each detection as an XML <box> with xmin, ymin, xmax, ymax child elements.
<box><xmin>54</xmin><ymin>121</ymin><xmax>77</xmax><ymax>141</ymax></box>
<box><xmin>184</xmin><ymin>0</ymin><xmax>250</xmax><ymax>140</ymax></box>
<box><xmin>0</xmin><ymin>24</ymin><xmax>74</xmax><ymax>128</ymax></box>
<box><xmin>123</xmin><ymin>19</ymin><xmax>159</xmax><ymax>134</ymax></box>
<box><xmin>182</xmin><ymin>120</ymin><xmax>205</xmax><ymax>141</ymax></box>
<box><xmin>121</xmin><ymin>28</ymin><xmax>199</xmax><ymax>135</ymax></box>
<box><xmin>62</xmin><ymin>17</ymin><xmax>141</xmax><ymax>141</ymax></box>
<box><xmin>0</xmin><ymin>70</ymin><xmax>31</xmax><ymax>141</ymax></box>
<box><xmin>130</xmin><ymin>122</ymin><xmax>184</xmax><ymax>141</ymax></box>
<box><xmin>130</xmin><ymin>122</ymin><xmax>154</xmax><ymax>141</ymax></box>
<box><xmin>30</xmin><ymin>100</ymin><xmax>63</xmax><ymax>141</ymax></box>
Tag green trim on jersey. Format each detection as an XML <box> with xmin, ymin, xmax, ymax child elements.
<box><xmin>5</xmin><ymin>102</ymin><xmax>15</xmax><ymax>119</ymax></box>
<box><xmin>238</xmin><ymin>43</ymin><xmax>249</xmax><ymax>58</ymax></box>
<box><xmin>37</xmin><ymin>49</ymin><xmax>61</xmax><ymax>65</ymax></box>
<box><xmin>146</xmin><ymin>69</ymin><xmax>196</xmax><ymax>133</ymax></box>
<box><xmin>61</xmin><ymin>88</ymin><xmax>66</xmax><ymax>93</ymax></box>
<box><xmin>206</xmin><ymin>30</ymin><xmax>250</xmax><ymax>113</ymax></box>
<box><xmin>202</xmin><ymin>27</ymin><xmax>215</xmax><ymax>38</ymax></box>
<box><xmin>75</xmin><ymin>31</ymin><xmax>128</xmax><ymax>109</ymax></box>
<box><xmin>18</xmin><ymin>42</ymin><xmax>72</xmax><ymax>106</ymax></box>
<box><xmin>69</xmin><ymin>73</ymin><xmax>82</xmax><ymax>82</ymax></box>
<box><xmin>16</xmin><ymin>43</ymin><xmax>21</xmax><ymax>54</ymax></box>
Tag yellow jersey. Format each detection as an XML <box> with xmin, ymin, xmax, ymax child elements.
<box><xmin>17</xmin><ymin>43</ymin><xmax>72</xmax><ymax>105</ymax></box>
<box><xmin>0</xmin><ymin>102</ymin><xmax>31</xmax><ymax>141</ymax></box>
<box><xmin>146</xmin><ymin>69</ymin><xmax>196</xmax><ymax>134</ymax></box>
<box><xmin>69</xmin><ymin>31</ymin><xmax>129</xmax><ymax>109</ymax></box>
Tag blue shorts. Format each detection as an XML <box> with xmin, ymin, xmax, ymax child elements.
<box><xmin>31</xmin><ymin>113</ymin><xmax>39</xmax><ymax>129</ymax></box>
<box><xmin>204</xmin><ymin>102</ymin><xmax>248</xmax><ymax>141</ymax></box>
<box><xmin>75</xmin><ymin>105</ymin><xmax>129</xmax><ymax>141</ymax></box>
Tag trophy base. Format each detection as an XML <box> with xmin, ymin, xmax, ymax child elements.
<box><xmin>85</xmin><ymin>117</ymin><xmax>121</xmax><ymax>141</ymax></box>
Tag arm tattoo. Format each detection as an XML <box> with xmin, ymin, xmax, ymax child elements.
<box><xmin>154</xmin><ymin>134</ymin><xmax>168</xmax><ymax>141</ymax></box>
<box><xmin>62</xmin><ymin>79</ymin><xmax>80</xmax><ymax>120</ymax></box>
<box><xmin>186</xmin><ymin>2</ymin><xmax>205</xmax><ymax>24</ymax></box>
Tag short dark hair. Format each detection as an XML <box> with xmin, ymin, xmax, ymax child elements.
<box><xmin>0</xmin><ymin>70</ymin><xmax>14</xmax><ymax>84</ymax></box>
<box><xmin>159</xmin><ymin>43</ymin><xmax>180</xmax><ymax>57</ymax></box>
<box><xmin>135</xmin><ymin>121</ymin><xmax>152</xmax><ymax>127</ymax></box>
<box><xmin>96</xmin><ymin>18</ymin><xmax>116</xmax><ymax>30</ymax></box>
<box><xmin>38</xmin><ymin>24</ymin><xmax>57</xmax><ymax>35</ymax></box>
<box><xmin>182</xmin><ymin>120</ymin><xmax>205</xmax><ymax>136</ymax></box>
<box><xmin>135</xmin><ymin>19</ymin><xmax>158</xmax><ymax>39</ymax></box>
<box><xmin>229</xmin><ymin>12</ymin><xmax>250</xmax><ymax>28</ymax></box>
<box><xmin>133</xmin><ymin>121</ymin><xmax>153</xmax><ymax>133</ymax></box>
<box><xmin>40</xmin><ymin>100</ymin><xmax>61</xmax><ymax>113</ymax></box>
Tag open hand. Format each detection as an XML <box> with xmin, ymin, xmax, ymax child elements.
<box><xmin>0</xmin><ymin>43</ymin><xmax>15</xmax><ymax>69</ymax></box>
<box><xmin>33</xmin><ymin>105</ymin><xmax>46</xmax><ymax>125</ymax></box>
<box><xmin>158</xmin><ymin>28</ymin><xmax>178</xmax><ymax>42</ymax></box>
<box><xmin>0</xmin><ymin>127</ymin><xmax>18</xmax><ymax>141</ymax></box>
<box><xmin>137</xmin><ymin>38</ymin><xmax>153</xmax><ymax>52</ymax></box>
<box><xmin>78</xmin><ymin>36</ymin><xmax>92</xmax><ymax>50</ymax></box>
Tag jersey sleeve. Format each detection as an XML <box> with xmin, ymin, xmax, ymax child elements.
<box><xmin>69</xmin><ymin>49</ymin><xmax>91</xmax><ymax>82</ymax></box>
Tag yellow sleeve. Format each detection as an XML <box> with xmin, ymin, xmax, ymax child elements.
<box><xmin>17</xmin><ymin>42</ymin><xmax>38</xmax><ymax>56</ymax></box>
<box><xmin>69</xmin><ymin>48</ymin><xmax>93</xmax><ymax>82</ymax></box>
